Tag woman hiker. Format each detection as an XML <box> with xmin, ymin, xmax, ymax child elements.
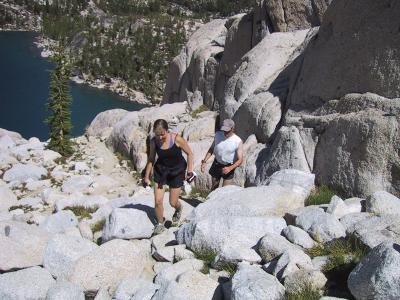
<box><xmin>201</xmin><ymin>118</ymin><xmax>243</xmax><ymax>190</ymax></box>
<box><xmin>143</xmin><ymin>119</ymin><xmax>194</xmax><ymax>235</ymax></box>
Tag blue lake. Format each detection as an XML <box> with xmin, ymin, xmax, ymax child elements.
<box><xmin>0</xmin><ymin>31</ymin><xmax>145</xmax><ymax>140</ymax></box>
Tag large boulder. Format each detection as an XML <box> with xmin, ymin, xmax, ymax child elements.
<box><xmin>288</xmin><ymin>0</ymin><xmax>400</xmax><ymax>112</ymax></box>
<box><xmin>43</xmin><ymin>234</ymin><xmax>98</xmax><ymax>279</ymax></box>
<box><xmin>3</xmin><ymin>163</ymin><xmax>47</xmax><ymax>183</ymax></box>
<box><xmin>189</xmin><ymin>170</ymin><xmax>314</xmax><ymax>221</ymax></box>
<box><xmin>0</xmin><ymin>266</ymin><xmax>55</xmax><ymax>300</ymax></box>
<box><xmin>0</xmin><ymin>186</ymin><xmax>18</xmax><ymax>212</ymax></box>
<box><xmin>313</xmin><ymin>104</ymin><xmax>400</xmax><ymax>197</ymax></box>
<box><xmin>177</xmin><ymin>216</ymin><xmax>286</xmax><ymax>264</ymax></box>
<box><xmin>348</xmin><ymin>242</ymin><xmax>400</xmax><ymax>300</ymax></box>
<box><xmin>102</xmin><ymin>208</ymin><xmax>154</xmax><ymax>241</ymax></box>
<box><xmin>68</xmin><ymin>239</ymin><xmax>151</xmax><ymax>294</ymax></box>
<box><xmin>0</xmin><ymin>220</ymin><xmax>50</xmax><ymax>271</ymax></box>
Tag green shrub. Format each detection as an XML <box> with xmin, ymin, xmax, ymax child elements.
<box><xmin>307</xmin><ymin>236</ymin><xmax>369</xmax><ymax>272</ymax></box>
<box><xmin>190</xmin><ymin>105</ymin><xmax>208</xmax><ymax>118</ymax></box>
<box><xmin>305</xmin><ymin>185</ymin><xmax>336</xmax><ymax>206</ymax></box>
<box><xmin>63</xmin><ymin>206</ymin><xmax>98</xmax><ymax>220</ymax></box>
<box><xmin>91</xmin><ymin>219</ymin><xmax>106</xmax><ymax>233</ymax></box>
<box><xmin>285</xmin><ymin>283</ymin><xmax>322</xmax><ymax>300</ymax></box>
<box><xmin>190</xmin><ymin>185</ymin><xmax>211</xmax><ymax>199</ymax></box>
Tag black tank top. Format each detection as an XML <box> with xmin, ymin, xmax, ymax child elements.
<box><xmin>155</xmin><ymin>133</ymin><xmax>186</xmax><ymax>169</ymax></box>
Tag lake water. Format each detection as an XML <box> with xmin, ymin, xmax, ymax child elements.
<box><xmin>0</xmin><ymin>31</ymin><xmax>145</xmax><ymax>140</ymax></box>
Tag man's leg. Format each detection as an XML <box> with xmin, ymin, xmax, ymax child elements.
<box><xmin>222</xmin><ymin>178</ymin><xmax>234</xmax><ymax>187</ymax></box>
<box><xmin>211</xmin><ymin>176</ymin><xmax>220</xmax><ymax>190</ymax></box>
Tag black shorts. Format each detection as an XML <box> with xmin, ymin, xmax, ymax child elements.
<box><xmin>209</xmin><ymin>160</ymin><xmax>235</xmax><ymax>180</ymax></box>
<box><xmin>153</xmin><ymin>163</ymin><xmax>186</xmax><ymax>189</ymax></box>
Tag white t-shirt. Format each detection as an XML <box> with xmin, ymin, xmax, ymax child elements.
<box><xmin>213</xmin><ymin>131</ymin><xmax>242</xmax><ymax>164</ymax></box>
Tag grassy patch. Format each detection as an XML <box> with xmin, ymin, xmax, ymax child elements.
<box><xmin>305</xmin><ymin>185</ymin><xmax>336</xmax><ymax>206</ymax></box>
<box><xmin>190</xmin><ymin>105</ymin><xmax>208</xmax><ymax>118</ymax></box>
<box><xmin>285</xmin><ymin>283</ymin><xmax>322</xmax><ymax>300</ymax></box>
<box><xmin>190</xmin><ymin>185</ymin><xmax>211</xmax><ymax>199</ymax></box>
<box><xmin>307</xmin><ymin>236</ymin><xmax>369</xmax><ymax>272</ymax></box>
<box><xmin>193</xmin><ymin>248</ymin><xmax>217</xmax><ymax>275</ymax></box>
<box><xmin>193</xmin><ymin>248</ymin><xmax>237</xmax><ymax>277</ymax></box>
<box><xmin>63</xmin><ymin>206</ymin><xmax>98</xmax><ymax>220</ymax></box>
<box><xmin>219</xmin><ymin>262</ymin><xmax>237</xmax><ymax>277</ymax></box>
<box><xmin>91</xmin><ymin>219</ymin><xmax>106</xmax><ymax>233</ymax></box>
<box><xmin>9</xmin><ymin>205</ymin><xmax>32</xmax><ymax>213</ymax></box>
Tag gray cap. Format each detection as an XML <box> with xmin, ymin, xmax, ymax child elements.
<box><xmin>221</xmin><ymin>119</ymin><xmax>235</xmax><ymax>131</ymax></box>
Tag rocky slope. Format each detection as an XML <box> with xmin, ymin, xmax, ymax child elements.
<box><xmin>1</xmin><ymin>126</ymin><xmax>400</xmax><ymax>299</ymax></box>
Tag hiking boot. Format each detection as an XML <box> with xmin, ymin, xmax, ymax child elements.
<box><xmin>172</xmin><ymin>205</ymin><xmax>182</xmax><ymax>223</ymax></box>
<box><xmin>153</xmin><ymin>223</ymin><xmax>166</xmax><ymax>235</ymax></box>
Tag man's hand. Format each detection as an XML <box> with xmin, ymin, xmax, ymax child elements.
<box><xmin>222</xmin><ymin>166</ymin><xmax>232</xmax><ymax>175</ymax></box>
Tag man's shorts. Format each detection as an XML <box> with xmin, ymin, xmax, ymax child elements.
<box><xmin>209</xmin><ymin>160</ymin><xmax>235</xmax><ymax>180</ymax></box>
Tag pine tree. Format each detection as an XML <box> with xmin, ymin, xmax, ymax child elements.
<box><xmin>45</xmin><ymin>45</ymin><xmax>74</xmax><ymax>157</ymax></box>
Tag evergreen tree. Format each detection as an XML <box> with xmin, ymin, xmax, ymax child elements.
<box><xmin>45</xmin><ymin>45</ymin><xmax>74</xmax><ymax>157</ymax></box>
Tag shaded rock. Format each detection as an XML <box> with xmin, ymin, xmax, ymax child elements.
<box><xmin>231</xmin><ymin>263</ymin><xmax>285</xmax><ymax>300</ymax></box>
<box><xmin>102</xmin><ymin>208</ymin><xmax>154</xmax><ymax>241</ymax></box>
<box><xmin>313</xmin><ymin>106</ymin><xmax>400</xmax><ymax>197</ymax></box>
<box><xmin>261</xmin><ymin>0</ymin><xmax>331</xmax><ymax>32</ymax></box>
<box><xmin>0</xmin><ymin>266</ymin><xmax>55</xmax><ymax>300</ymax></box>
<box><xmin>221</xmin><ymin>29</ymin><xmax>310</xmax><ymax>120</ymax></box>
<box><xmin>348</xmin><ymin>242</ymin><xmax>400</xmax><ymax>300</ymax></box>
<box><xmin>289</xmin><ymin>0</ymin><xmax>400</xmax><ymax>112</ymax></box>
<box><xmin>46</xmin><ymin>281</ymin><xmax>85</xmax><ymax>300</ymax></box>
<box><xmin>43</xmin><ymin>234</ymin><xmax>98</xmax><ymax>279</ymax></box>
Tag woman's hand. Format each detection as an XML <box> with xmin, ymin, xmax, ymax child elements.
<box><xmin>143</xmin><ymin>177</ymin><xmax>151</xmax><ymax>187</ymax></box>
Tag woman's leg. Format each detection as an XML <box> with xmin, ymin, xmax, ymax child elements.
<box><xmin>169</xmin><ymin>187</ymin><xmax>182</xmax><ymax>209</ymax></box>
<box><xmin>154</xmin><ymin>182</ymin><xmax>165</xmax><ymax>224</ymax></box>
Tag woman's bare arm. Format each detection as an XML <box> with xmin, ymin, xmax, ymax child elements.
<box><xmin>144</xmin><ymin>138</ymin><xmax>156</xmax><ymax>183</ymax></box>
<box><xmin>175</xmin><ymin>134</ymin><xmax>193</xmax><ymax>173</ymax></box>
